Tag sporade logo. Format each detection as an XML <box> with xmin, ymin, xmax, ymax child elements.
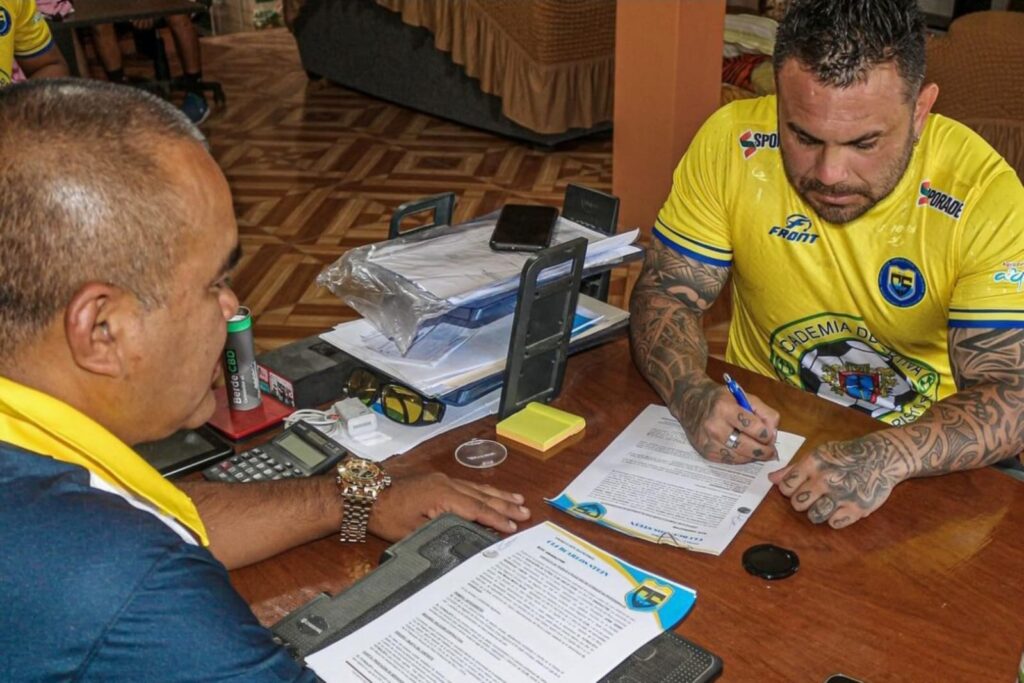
<box><xmin>917</xmin><ymin>180</ymin><xmax>965</xmax><ymax>219</ymax></box>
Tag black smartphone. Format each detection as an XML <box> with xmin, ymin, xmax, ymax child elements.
<box><xmin>489</xmin><ymin>204</ymin><xmax>559</xmax><ymax>252</ymax></box>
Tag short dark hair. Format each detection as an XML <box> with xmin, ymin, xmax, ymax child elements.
<box><xmin>773</xmin><ymin>0</ymin><xmax>927</xmax><ymax>99</ymax></box>
<box><xmin>0</xmin><ymin>79</ymin><xmax>207</xmax><ymax>357</ymax></box>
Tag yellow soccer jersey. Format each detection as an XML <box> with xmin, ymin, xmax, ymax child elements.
<box><xmin>0</xmin><ymin>0</ymin><xmax>54</xmax><ymax>85</ymax></box>
<box><xmin>655</xmin><ymin>95</ymin><xmax>1024</xmax><ymax>426</ymax></box>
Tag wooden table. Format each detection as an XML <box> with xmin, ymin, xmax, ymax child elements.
<box><xmin>51</xmin><ymin>0</ymin><xmax>199</xmax><ymax>29</ymax></box>
<box><xmin>230</xmin><ymin>336</ymin><xmax>1024</xmax><ymax>682</ymax></box>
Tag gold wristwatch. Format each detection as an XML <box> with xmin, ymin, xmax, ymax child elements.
<box><xmin>336</xmin><ymin>457</ymin><xmax>392</xmax><ymax>543</ymax></box>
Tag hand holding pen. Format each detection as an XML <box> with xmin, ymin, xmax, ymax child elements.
<box><xmin>723</xmin><ymin>373</ymin><xmax>753</xmax><ymax>412</ymax></box>
<box><xmin>719</xmin><ymin>372</ymin><xmax>779</xmax><ymax>461</ymax></box>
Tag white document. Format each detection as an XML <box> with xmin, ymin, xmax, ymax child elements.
<box><xmin>319</xmin><ymin>295</ymin><xmax>628</xmax><ymax>397</ymax></box>
<box><xmin>549</xmin><ymin>405</ymin><xmax>805</xmax><ymax>556</ymax></box>
<box><xmin>365</xmin><ymin>216</ymin><xmax>640</xmax><ymax>304</ymax></box>
<box><xmin>306</xmin><ymin>522</ymin><xmax>696</xmax><ymax>683</ymax></box>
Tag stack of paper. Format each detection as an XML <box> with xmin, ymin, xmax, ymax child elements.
<box><xmin>366</xmin><ymin>218</ymin><xmax>641</xmax><ymax>306</ymax></box>
<box><xmin>319</xmin><ymin>294</ymin><xmax>628</xmax><ymax>399</ymax></box>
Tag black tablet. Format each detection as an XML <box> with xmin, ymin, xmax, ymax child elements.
<box><xmin>134</xmin><ymin>425</ymin><xmax>235</xmax><ymax>479</ymax></box>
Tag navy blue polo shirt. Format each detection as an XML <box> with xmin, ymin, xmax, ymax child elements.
<box><xmin>0</xmin><ymin>442</ymin><xmax>317</xmax><ymax>681</ymax></box>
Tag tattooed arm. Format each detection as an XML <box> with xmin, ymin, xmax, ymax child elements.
<box><xmin>770</xmin><ymin>327</ymin><xmax>1024</xmax><ymax>528</ymax></box>
<box><xmin>629</xmin><ymin>239</ymin><xmax>779</xmax><ymax>464</ymax></box>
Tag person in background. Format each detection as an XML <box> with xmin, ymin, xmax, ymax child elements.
<box><xmin>0</xmin><ymin>0</ymin><xmax>68</xmax><ymax>84</ymax></box>
<box><xmin>92</xmin><ymin>10</ymin><xmax>209</xmax><ymax>123</ymax></box>
<box><xmin>630</xmin><ymin>0</ymin><xmax>1023</xmax><ymax>528</ymax></box>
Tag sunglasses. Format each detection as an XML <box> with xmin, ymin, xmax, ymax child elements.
<box><xmin>345</xmin><ymin>368</ymin><xmax>446</xmax><ymax>426</ymax></box>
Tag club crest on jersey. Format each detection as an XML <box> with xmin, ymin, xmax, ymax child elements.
<box><xmin>821</xmin><ymin>362</ymin><xmax>898</xmax><ymax>404</ymax></box>
<box><xmin>0</xmin><ymin>9</ymin><xmax>12</xmax><ymax>36</ymax></box>
<box><xmin>917</xmin><ymin>180</ymin><xmax>964</xmax><ymax>219</ymax></box>
<box><xmin>878</xmin><ymin>257</ymin><xmax>926</xmax><ymax>307</ymax></box>
<box><xmin>739</xmin><ymin>129</ymin><xmax>779</xmax><ymax>159</ymax></box>
<box><xmin>768</xmin><ymin>213</ymin><xmax>818</xmax><ymax>245</ymax></box>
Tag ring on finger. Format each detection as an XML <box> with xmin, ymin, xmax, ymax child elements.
<box><xmin>725</xmin><ymin>428</ymin><xmax>741</xmax><ymax>449</ymax></box>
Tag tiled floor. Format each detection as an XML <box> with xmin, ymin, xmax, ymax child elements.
<box><xmin>193</xmin><ymin>29</ymin><xmax>617</xmax><ymax>352</ymax></box>
<box><xmin>129</xmin><ymin>27</ymin><xmax>730</xmax><ymax>358</ymax></box>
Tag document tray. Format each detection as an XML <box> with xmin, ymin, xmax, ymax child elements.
<box><xmin>271</xmin><ymin>514</ymin><xmax>722</xmax><ymax>682</ymax></box>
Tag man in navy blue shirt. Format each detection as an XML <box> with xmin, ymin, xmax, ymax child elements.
<box><xmin>0</xmin><ymin>79</ymin><xmax>530</xmax><ymax>681</ymax></box>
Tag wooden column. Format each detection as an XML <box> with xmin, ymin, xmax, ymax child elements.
<box><xmin>612</xmin><ymin>0</ymin><xmax>725</xmax><ymax>296</ymax></box>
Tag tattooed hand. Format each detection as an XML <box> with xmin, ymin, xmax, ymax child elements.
<box><xmin>676</xmin><ymin>377</ymin><xmax>780</xmax><ymax>464</ymax></box>
<box><xmin>630</xmin><ymin>239</ymin><xmax>779</xmax><ymax>465</ymax></box>
<box><xmin>769</xmin><ymin>434</ymin><xmax>914</xmax><ymax>528</ymax></box>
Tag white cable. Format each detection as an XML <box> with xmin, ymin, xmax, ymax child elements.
<box><xmin>283</xmin><ymin>399</ymin><xmax>379</xmax><ymax>440</ymax></box>
<box><xmin>283</xmin><ymin>408</ymin><xmax>343</xmax><ymax>438</ymax></box>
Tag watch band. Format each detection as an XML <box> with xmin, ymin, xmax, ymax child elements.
<box><xmin>338</xmin><ymin>495</ymin><xmax>374</xmax><ymax>543</ymax></box>
<box><xmin>336</xmin><ymin>458</ymin><xmax>391</xmax><ymax>543</ymax></box>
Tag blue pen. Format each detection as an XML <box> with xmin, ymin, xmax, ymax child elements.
<box><xmin>723</xmin><ymin>373</ymin><xmax>754</xmax><ymax>412</ymax></box>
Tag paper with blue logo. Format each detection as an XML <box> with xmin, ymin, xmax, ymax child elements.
<box><xmin>549</xmin><ymin>405</ymin><xmax>805</xmax><ymax>555</ymax></box>
<box><xmin>306</xmin><ymin>521</ymin><xmax>695</xmax><ymax>682</ymax></box>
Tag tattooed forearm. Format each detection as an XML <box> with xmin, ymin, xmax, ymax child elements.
<box><xmin>895</xmin><ymin>327</ymin><xmax>1024</xmax><ymax>476</ymax></box>
<box><xmin>629</xmin><ymin>240</ymin><xmax>729</xmax><ymax>444</ymax></box>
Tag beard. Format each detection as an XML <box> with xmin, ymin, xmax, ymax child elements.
<box><xmin>784</xmin><ymin>125</ymin><xmax>916</xmax><ymax>224</ymax></box>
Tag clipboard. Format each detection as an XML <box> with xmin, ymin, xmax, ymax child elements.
<box><xmin>271</xmin><ymin>514</ymin><xmax>722</xmax><ymax>682</ymax></box>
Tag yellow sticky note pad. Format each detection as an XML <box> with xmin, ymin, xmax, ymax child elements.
<box><xmin>496</xmin><ymin>402</ymin><xmax>585</xmax><ymax>452</ymax></box>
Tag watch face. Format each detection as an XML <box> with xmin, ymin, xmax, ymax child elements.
<box><xmin>341</xmin><ymin>459</ymin><xmax>381</xmax><ymax>484</ymax></box>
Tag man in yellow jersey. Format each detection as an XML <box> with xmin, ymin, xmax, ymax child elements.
<box><xmin>0</xmin><ymin>0</ymin><xmax>67</xmax><ymax>83</ymax></box>
<box><xmin>630</xmin><ymin>0</ymin><xmax>1024</xmax><ymax>528</ymax></box>
<box><xmin>0</xmin><ymin>80</ymin><xmax>529</xmax><ymax>679</ymax></box>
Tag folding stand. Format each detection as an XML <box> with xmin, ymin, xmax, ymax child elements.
<box><xmin>382</xmin><ymin>185</ymin><xmax>624</xmax><ymax>413</ymax></box>
<box><xmin>497</xmin><ymin>238</ymin><xmax>587</xmax><ymax>419</ymax></box>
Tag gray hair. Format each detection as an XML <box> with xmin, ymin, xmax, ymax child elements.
<box><xmin>0</xmin><ymin>79</ymin><xmax>209</xmax><ymax>357</ymax></box>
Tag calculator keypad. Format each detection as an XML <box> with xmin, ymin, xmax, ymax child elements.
<box><xmin>204</xmin><ymin>447</ymin><xmax>304</xmax><ymax>482</ymax></box>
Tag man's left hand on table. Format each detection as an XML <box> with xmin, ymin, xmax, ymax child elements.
<box><xmin>769</xmin><ymin>434</ymin><xmax>912</xmax><ymax>528</ymax></box>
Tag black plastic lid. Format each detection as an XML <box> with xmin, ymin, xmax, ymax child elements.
<box><xmin>742</xmin><ymin>544</ymin><xmax>800</xmax><ymax>580</ymax></box>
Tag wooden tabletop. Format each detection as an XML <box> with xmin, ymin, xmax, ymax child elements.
<box><xmin>50</xmin><ymin>0</ymin><xmax>200</xmax><ymax>29</ymax></box>
<box><xmin>229</xmin><ymin>336</ymin><xmax>1024</xmax><ymax>682</ymax></box>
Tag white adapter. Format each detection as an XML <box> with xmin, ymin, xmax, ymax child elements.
<box><xmin>333</xmin><ymin>398</ymin><xmax>378</xmax><ymax>438</ymax></box>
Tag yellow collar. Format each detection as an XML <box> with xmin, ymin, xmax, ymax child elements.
<box><xmin>0</xmin><ymin>375</ymin><xmax>209</xmax><ymax>545</ymax></box>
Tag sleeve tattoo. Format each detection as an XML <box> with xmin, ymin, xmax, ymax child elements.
<box><xmin>884</xmin><ymin>327</ymin><xmax>1024</xmax><ymax>477</ymax></box>
<box><xmin>629</xmin><ymin>240</ymin><xmax>730</xmax><ymax>432</ymax></box>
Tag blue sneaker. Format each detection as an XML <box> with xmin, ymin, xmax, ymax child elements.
<box><xmin>181</xmin><ymin>92</ymin><xmax>210</xmax><ymax>125</ymax></box>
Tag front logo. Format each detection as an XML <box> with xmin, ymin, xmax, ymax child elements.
<box><xmin>917</xmin><ymin>180</ymin><xmax>965</xmax><ymax>219</ymax></box>
<box><xmin>878</xmin><ymin>257</ymin><xmax>926</xmax><ymax>307</ymax></box>
<box><xmin>739</xmin><ymin>129</ymin><xmax>779</xmax><ymax>159</ymax></box>
<box><xmin>0</xmin><ymin>9</ymin><xmax>11</xmax><ymax>36</ymax></box>
<box><xmin>625</xmin><ymin>579</ymin><xmax>673</xmax><ymax>612</ymax></box>
<box><xmin>767</xmin><ymin>213</ymin><xmax>818</xmax><ymax>245</ymax></box>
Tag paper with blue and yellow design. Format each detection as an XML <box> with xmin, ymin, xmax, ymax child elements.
<box><xmin>307</xmin><ymin>521</ymin><xmax>695</xmax><ymax>682</ymax></box>
<box><xmin>549</xmin><ymin>405</ymin><xmax>804</xmax><ymax>555</ymax></box>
